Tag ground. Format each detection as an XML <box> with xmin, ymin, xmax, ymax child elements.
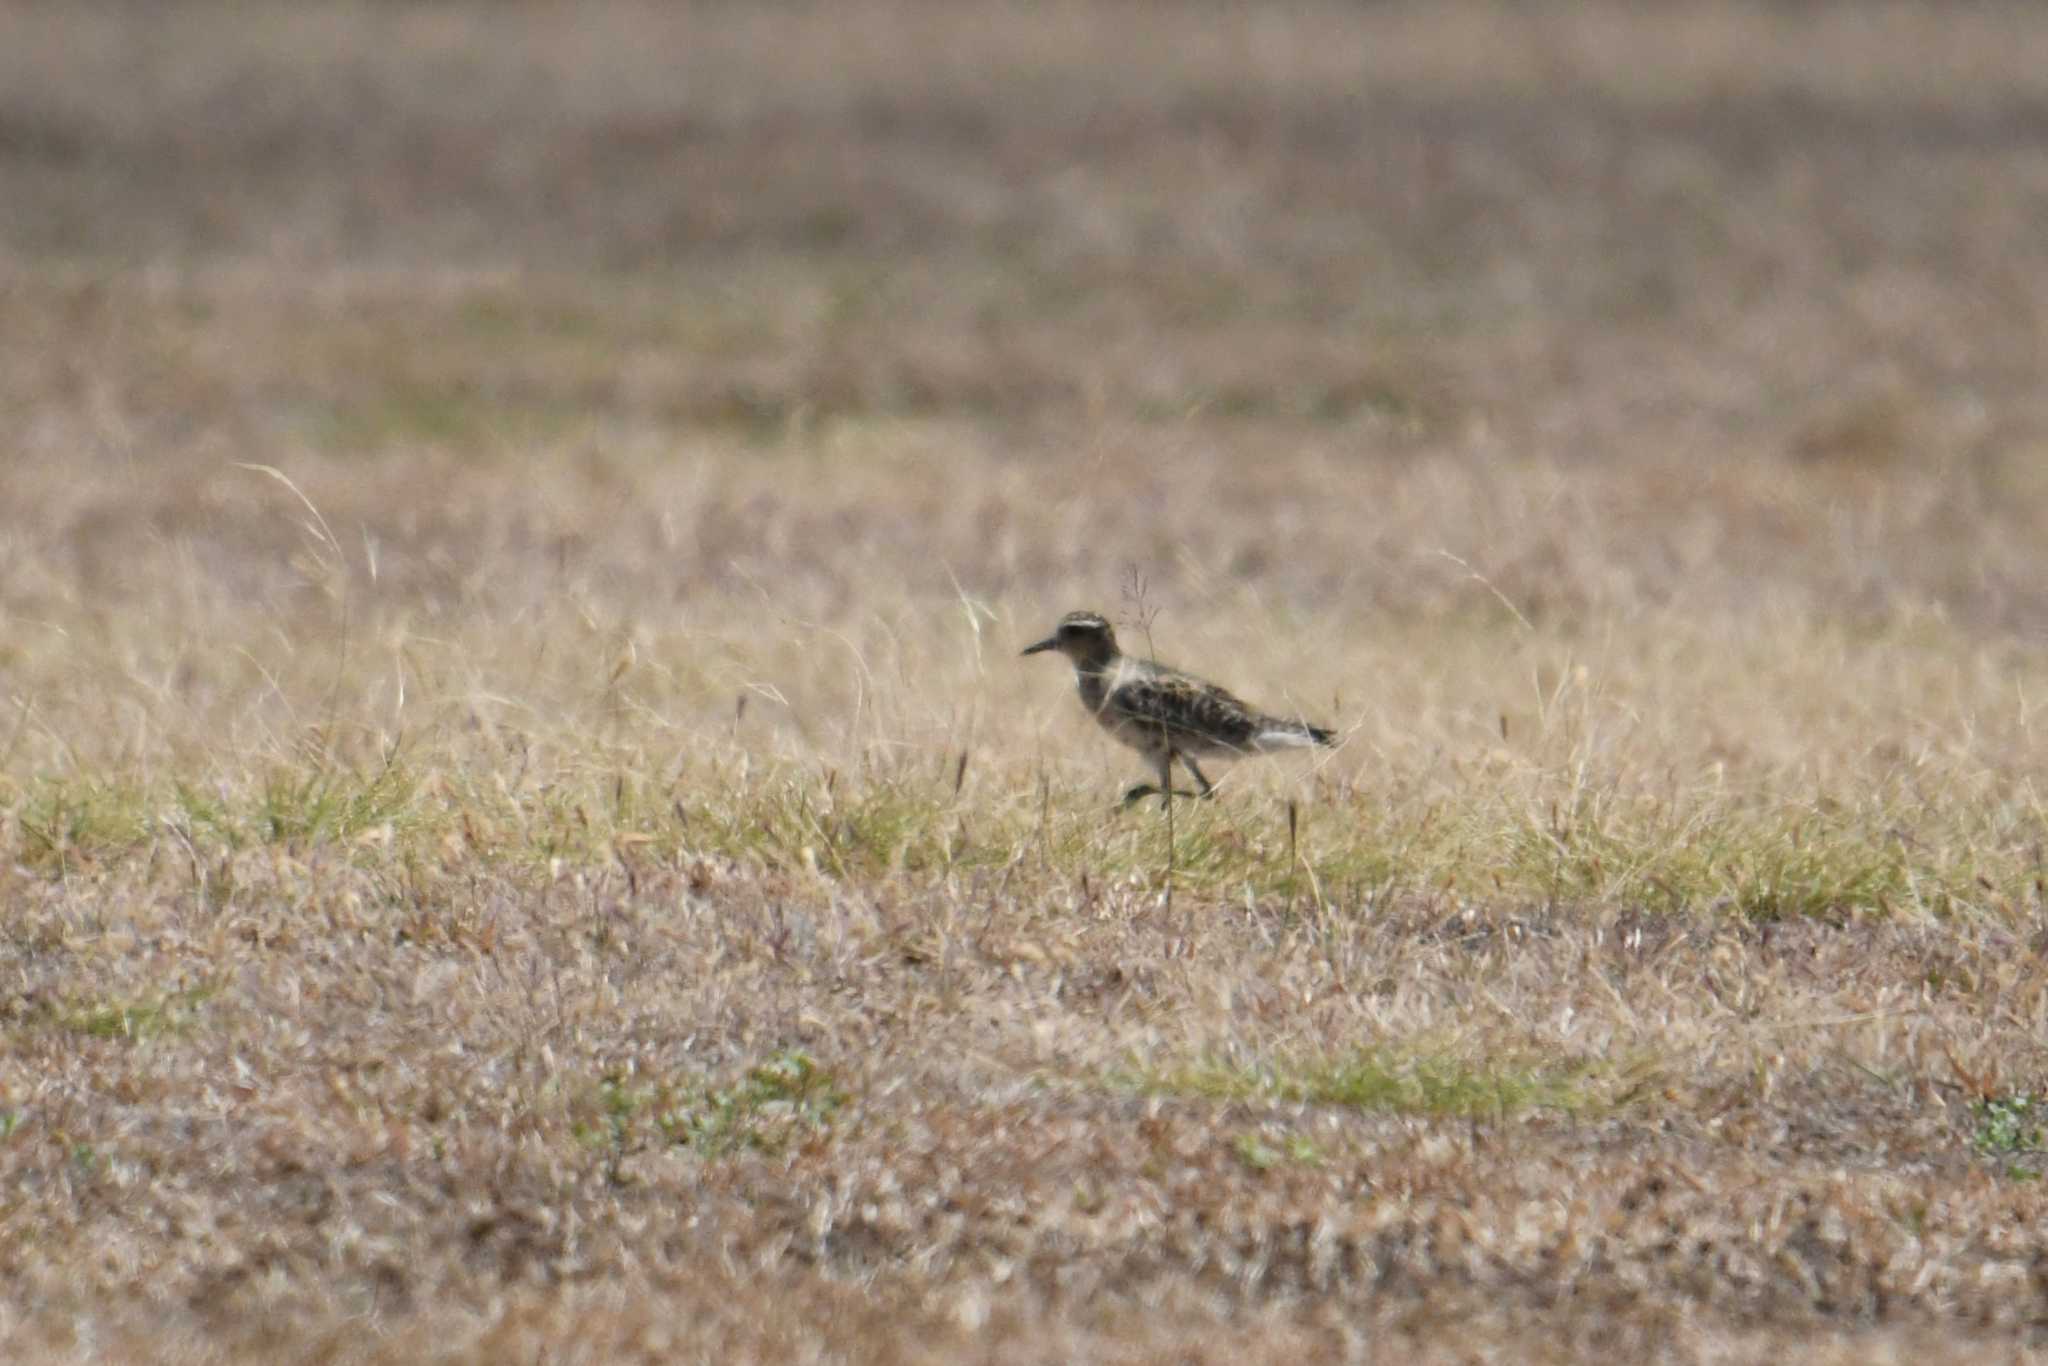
<box><xmin>4</xmin><ymin>1</ymin><xmax>2048</xmax><ymax>1361</ymax></box>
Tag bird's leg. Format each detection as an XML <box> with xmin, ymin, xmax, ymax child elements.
<box><xmin>1122</xmin><ymin>752</ymin><xmax>1174</xmax><ymax>807</ymax></box>
<box><xmin>1122</xmin><ymin>753</ymin><xmax>1196</xmax><ymax>806</ymax></box>
<box><xmin>1180</xmin><ymin>755</ymin><xmax>1217</xmax><ymax>798</ymax></box>
<box><xmin>1124</xmin><ymin>752</ymin><xmax>1204</xmax><ymax>807</ymax></box>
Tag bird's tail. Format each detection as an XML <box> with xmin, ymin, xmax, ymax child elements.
<box><xmin>1252</xmin><ymin>717</ymin><xmax>1337</xmax><ymax>750</ymax></box>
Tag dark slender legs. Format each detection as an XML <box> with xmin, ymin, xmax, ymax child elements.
<box><xmin>1121</xmin><ymin>751</ymin><xmax>1217</xmax><ymax>807</ymax></box>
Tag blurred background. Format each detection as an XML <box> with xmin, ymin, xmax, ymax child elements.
<box><xmin>2</xmin><ymin>0</ymin><xmax>2046</xmax><ymax>771</ymax></box>
<box><xmin>12</xmin><ymin>10</ymin><xmax>2048</xmax><ymax>1356</ymax></box>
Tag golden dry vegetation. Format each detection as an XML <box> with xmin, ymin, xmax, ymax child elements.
<box><xmin>5</xmin><ymin>1</ymin><xmax>2048</xmax><ymax>1360</ymax></box>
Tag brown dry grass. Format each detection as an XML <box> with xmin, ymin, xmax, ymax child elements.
<box><xmin>5</xmin><ymin>1</ymin><xmax>2048</xmax><ymax>1360</ymax></box>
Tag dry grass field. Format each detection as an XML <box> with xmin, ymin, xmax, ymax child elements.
<box><xmin>6</xmin><ymin>1</ymin><xmax>2048</xmax><ymax>1360</ymax></box>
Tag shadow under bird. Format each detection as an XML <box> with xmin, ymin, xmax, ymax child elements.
<box><xmin>1022</xmin><ymin>609</ymin><xmax>1336</xmax><ymax>805</ymax></box>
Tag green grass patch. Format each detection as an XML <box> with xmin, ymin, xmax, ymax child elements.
<box><xmin>9</xmin><ymin>765</ymin><xmax>423</xmax><ymax>867</ymax></box>
<box><xmin>3</xmin><ymin>756</ymin><xmax>2031</xmax><ymax>932</ymax></box>
<box><xmin>10</xmin><ymin>779</ymin><xmax>152</xmax><ymax>873</ymax></box>
<box><xmin>1232</xmin><ymin>1128</ymin><xmax>1324</xmax><ymax>1173</ymax></box>
<box><xmin>575</xmin><ymin>1050</ymin><xmax>850</xmax><ymax>1169</ymax></box>
<box><xmin>48</xmin><ymin>985</ymin><xmax>219</xmax><ymax>1043</ymax></box>
<box><xmin>252</xmin><ymin>763</ymin><xmax>420</xmax><ymax>847</ymax></box>
<box><xmin>659</xmin><ymin>1050</ymin><xmax>849</xmax><ymax>1155</ymax></box>
<box><xmin>306</xmin><ymin>383</ymin><xmax>587</xmax><ymax>454</ymax></box>
<box><xmin>1972</xmin><ymin>1091</ymin><xmax>2045</xmax><ymax>1179</ymax></box>
<box><xmin>1134</xmin><ymin>1047</ymin><xmax>1613</xmax><ymax>1120</ymax></box>
<box><xmin>1500</xmin><ymin>787</ymin><xmax>1997</xmax><ymax>921</ymax></box>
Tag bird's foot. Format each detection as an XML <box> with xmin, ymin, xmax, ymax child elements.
<box><xmin>1121</xmin><ymin>784</ymin><xmax>1209</xmax><ymax>808</ymax></box>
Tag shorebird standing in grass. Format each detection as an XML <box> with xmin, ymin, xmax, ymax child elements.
<box><xmin>1022</xmin><ymin>609</ymin><xmax>1337</xmax><ymax>805</ymax></box>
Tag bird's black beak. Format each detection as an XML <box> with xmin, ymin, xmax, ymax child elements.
<box><xmin>1020</xmin><ymin>637</ymin><xmax>1057</xmax><ymax>657</ymax></box>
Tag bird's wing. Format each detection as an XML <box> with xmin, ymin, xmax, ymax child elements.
<box><xmin>1106</xmin><ymin>673</ymin><xmax>1259</xmax><ymax>750</ymax></box>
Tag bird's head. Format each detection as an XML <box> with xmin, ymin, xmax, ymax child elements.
<box><xmin>1021</xmin><ymin>610</ymin><xmax>1119</xmax><ymax>666</ymax></box>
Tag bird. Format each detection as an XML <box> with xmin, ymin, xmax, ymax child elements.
<box><xmin>1021</xmin><ymin>609</ymin><xmax>1336</xmax><ymax>805</ymax></box>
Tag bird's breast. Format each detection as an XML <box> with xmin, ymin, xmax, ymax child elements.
<box><xmin>1075</xmin><ymin>668</ymin><xmax>1163</xmax><ymax>754</ymax></box>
